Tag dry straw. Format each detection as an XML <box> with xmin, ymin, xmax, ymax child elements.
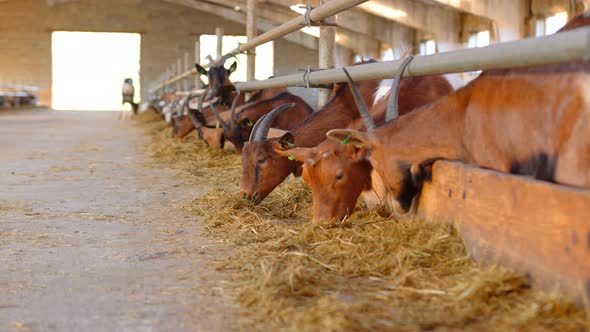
<box><xmin>135</xmin><ymin>111</ymin><xmax>590</xmax><ymax>331</ymax></box>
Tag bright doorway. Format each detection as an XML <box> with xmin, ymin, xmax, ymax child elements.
<box><xmin>52</xmin><ymin>31</ymin><xmax>141</xmax><ymax>111</ymax></box>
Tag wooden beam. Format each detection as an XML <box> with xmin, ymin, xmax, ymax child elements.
<box><xmin>425</xmin><ymin>0</ymin><xmax>528</xmax><ymax>41</ymax></box>
<box><xmin>162</xmin><ymin>0</ymin><xmax>319</xmax><ymax>50</ymax></box>
<box><xmin>357</xmin><ymin>0</ymin><xmax>460</xmax><ymax>42</ymax></box>
<box><xmin>418</xmin><ymin>161</ymin><xmax>590</xmax><ymax>306</ymax></box>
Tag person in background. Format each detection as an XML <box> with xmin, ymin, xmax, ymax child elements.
<box><xmin>122</xmin><ymin>78</ymin><xmax>138</xmax><ymax>114</ymax></box>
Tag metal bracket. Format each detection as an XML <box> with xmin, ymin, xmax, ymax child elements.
<box><xmin>298</xmin><ymin>4</ymin><xmax>338</xmax><ymax>28</ymax></box>
<box><xmin>297</xmin><ymin>66</ymin><xmax>333</xmax><ymax>89</ymax></box>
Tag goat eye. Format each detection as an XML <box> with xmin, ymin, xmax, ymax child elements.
<box><xmin>335</xmin><ymin>174</ymin><xmax>344</xmax><ymax>181</ymax></box>
<box><xmin>258</xmin><ymin>159</ymin><xmax>265</xmax><ymax>165</ymax></box>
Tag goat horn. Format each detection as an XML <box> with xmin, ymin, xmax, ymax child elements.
<box><xmin>219</xmin><ymin>53</ymin><xmax>236</xmax><ymax>66</ymax></box>
<box><xmin>342</xmin><ymin>68</ymin><xmax>375</xmax><ymax>131</ymax></box>
<box><xmin>229</xmin><ymin>91</ymin><xmax>241</xmax><ymax>127</ymax></box>
<box><xmin>205</xmin><ymin>55</ymin><xmax>214</xmax><ymax>66</ymax></box>
<box><xmin>188</xmin><ymin>107</ymin><xmax>204</xmax><ymax>129</ymax></box>
<box><xmin>250</xmin><ymin>103</ymin><xmax>296</xmax><ymax>142</ymax></box>
<box><xmin>209</xmin><ymin>103</ymin><xmax>230</xmax><ymax>132</ymax></box>
<box><xmin>180</xmin><ymin>93</ymin><xmax>202</xmax><ymax>116</ymax></box>
<box><xmin>187</xmin><ymin>91</ymin><xmax>209</xmax><ymax>129</ymax></box>
<box><xmin>386</xmin><ymin>55</ymin><xmax>414</xmax><ymax>123</ymax></box>
<box><xmin>248</xmin><ymin>113</ymin><xmax>267</xmax><ymax>142</ymax></box>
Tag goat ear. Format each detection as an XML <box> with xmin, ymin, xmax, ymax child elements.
<box><xmin>345</xmin><ymin>144</ymin><xmax>368</xmax><ymax>162</ymax></box>
<box><xmin>326</xmin><ymin>129</ymin><xmax>369</xmax><ymax>148</ymax></box>
<box><xmin>195</xmin><ymin>64</ymin><xmax>208</xmax><ymax>76</ymax></box>
<box><xmin>274</xmin><ymin>147</ymin><xmax>313</xmax><ymax>164</ymax></box>
<box><xmin>278</xmin><ymin>132</ymin><xmax>295</xmax><ymax>150</ymax></box>
<box><xmin>227</xmin><ymin>61</ymin><xmax>237</xmax><ymax>75</ymax></box>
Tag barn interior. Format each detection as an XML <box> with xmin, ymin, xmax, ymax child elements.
<box><xmin>1</xmin><ymin>0</ymin><xmax>590</xmax><ymax>331</ymax></box>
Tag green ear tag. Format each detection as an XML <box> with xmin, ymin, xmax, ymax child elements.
<box><xmin>216</xmin><ymin>121</ymin><xmax>220</xmax><ymax>129</ymax></box>
<box><xmin>288</xmin><ymin>155</ymin><xmax>296</xmax><ymax>160</ymax></box>
<box><xmin>286</xmin><ymin>141</ymin><xmax>295</xmax><ymax>148</ymax></box>
<box><xmin>340</xmin><ymin>135</ymin><xmax>352</xmax><ymax>145</ymax></box>
<box><xmin>247</xmin><ymin>120</ymin><xmax>253</xmax><ymax>127</ymax></box>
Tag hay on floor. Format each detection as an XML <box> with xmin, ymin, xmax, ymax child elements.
<box><xmin>135</xmin><ymin>111</ymin><xmax>590</xmax><ymax>331</ymax></box>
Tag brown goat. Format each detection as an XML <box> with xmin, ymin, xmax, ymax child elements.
<box><xmin>277</xmin><ymin>73</ymin><xmax>454</xmax><ymax>223</ymax></box>
<box><xmin>240</xmin><ymin>71</ymin><xmax>382</xmax><ymax>204</ymax></box>
<box><xmin>327</xmin><ymin>14</ymin><xmax>590</xmax><ymax>220</ymax></box>
<box><xmin>219</xmin><ymin>92</ymin><xmax>314</xmax><ymax>154</ymax></box>
<box><xmin>172</xmin><ymin>88</ymin><xmax>284</xmax><ymax>139</ymax></box>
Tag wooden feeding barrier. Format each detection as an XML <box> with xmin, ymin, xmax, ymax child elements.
<box><xmin>148</xmin><ymin>0</ymin><xmax>590</xmax><ymax>305</ymax></box>
<box><xmin>420</xmin><ymin>161</ymin><xmax>590</xmax><ymax>306</ymax></box>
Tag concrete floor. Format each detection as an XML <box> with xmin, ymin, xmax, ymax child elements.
<box><xmin>0</xmin><ymin>109</ymin><xmax>238</xmax><ymax>332</ymax></box>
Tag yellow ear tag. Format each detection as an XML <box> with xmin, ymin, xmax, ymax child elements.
<box><xmin>247</xmin><ymin>120</ymin><xmax>253</xmax><ymax>127</ymax></box>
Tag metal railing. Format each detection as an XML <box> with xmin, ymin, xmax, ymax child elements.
<box><xmin>235</xmin><ymin>27</ymin><xmax>590</xmax><ymax>91</ymax></box>
<box><xmin>149</xmin><ymin>0</ymin><xmax>368</xmax><ymax>95</ymax></box>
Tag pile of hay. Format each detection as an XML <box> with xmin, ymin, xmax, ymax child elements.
<box><xmin>134</xmin><ymin>111</ymin><xmax>240</xmax><ymax>184</ymax></box>
<box><xmin>135</xmin><ymin>112</ymin><xmax>590</xmax><ymax>331</ymax></box>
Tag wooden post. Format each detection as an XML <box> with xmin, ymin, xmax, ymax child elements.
<box><xmin>317</xmin><ymin>0</ymin><xmax>336</xmax><ymax>109</ymax></box>
<box><xmin>216</xmin><ymin>27</ymin><xmax>224</xmax><ymax>60</ymax></box>
<box><xmin>184</xmin><ymin>52</ymin><xmax>190</xmax><ymax>92</ymax></box>
<box><xmin>176</xmin><ymin>58</ymin><xmax>182</xmax><ymax>91</ymax></box>
<box><xmin>194</xmin><ymin>38</ymin><xmax>202</xmax><ymax>89</ymax></box>
<box><xmin>170</xmin><ymin>65</ymin><xmax>175</xmax><ymax>92</ymax></box>
<box><xmin>246</xmin><ymin>0</ymin><xmax>257</xmax><ymax>83</ymax></box>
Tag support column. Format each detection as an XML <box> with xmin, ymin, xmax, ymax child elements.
<box><xmin>317</xmin><ymin>0</ymin><xmax>336</xmax><ymax>109</ymax></box>
<box><xmin>216</xmin><ymin>27</ymin><xmax>224</xmax><ymax>59</ymax></box>
<box><xmin>194</xmin><ymin>38</ymin><xmax>202</xmax><ymax>89</ymax></box>
<box><xmin>177</xmin><ymin>58</ymin><xmax>182</xmax><ymax>92</ymax></box>
<box><xmin>246</xmin><ymin>0</ymin><xmax>257</xmax><ymax>83</ymax></box>
<box><xmin>184</xmin><ymin>52</ymin><xmax>190</xmax><ymax>92</ymax></box>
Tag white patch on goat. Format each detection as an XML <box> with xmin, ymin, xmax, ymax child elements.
<box><xmin>443</xmin><ymin>73</ymin><xmax>466</xmax><ymax>90</ymax></box>
<box><xmin>373</xmin><ymin>79</ymin><xmax>392</xmax><ymax>106</ymax></box>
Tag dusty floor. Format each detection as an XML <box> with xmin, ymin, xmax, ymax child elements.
<box><xmin>0</xmin><ymin>109</ymin><xmax>239</xmax><ymax>332</ymax></box>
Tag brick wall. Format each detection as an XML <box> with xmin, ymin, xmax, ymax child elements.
<box><xmin>0</xmin><ymin>0</ymin><xmax>318</xmax><ymax>106</ymax></box>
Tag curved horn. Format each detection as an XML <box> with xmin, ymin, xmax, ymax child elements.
<box><xmin>219</xmin><ymin>53</ymin><xmax>236</xmax><ymax>66</ymax></box>
<box><xmin>229</xmin><ymin>91</ymin><xmax>241</xmax><ymax>126</ymax></box>
<box><xmin>187</xmin><ymin>89</ymin><xmax>211</xmax><ymax>129</ymax></box>
<box><xmin>205</xmin><ymin>55</ymin><xmax>214</xmax><ymax>66</ymax></box>
<box><xmin>248</xmin><ymin>113</ymin><xmax>267</xmax><ymax>142</ymax></box>
<box><xmin>180</xmin><ymin>93</ymin><xmax>202</xmax><ymax>116</ymax></box>
<box><xmin>342</xmin><ymin>68</ymin><xmax>375</xmax><ymax>131</ymax></box>
<box><xmin>209</xmin><ymin>103</ymin><xmax>230</xmax><ymax>132</ymax></box>
<box><xmin>386</xmin><ymin>55</ymin><xmax>414</xmax><ymax>123</ymax></box>
<box><xmin>188</xmin><ymin>107</ymin><xmax>205</xmax><ymax>129</ymax></box>
<box><xmin>250</xmin><ymin>103</ymin><xmax>296</xmax><ymax>142</ymax></box>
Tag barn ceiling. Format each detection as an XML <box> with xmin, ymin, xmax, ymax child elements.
<box><xmin>40</xmin><ymin>0</ymin><xmax>498</xmax><ymax>54</ymax></box>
